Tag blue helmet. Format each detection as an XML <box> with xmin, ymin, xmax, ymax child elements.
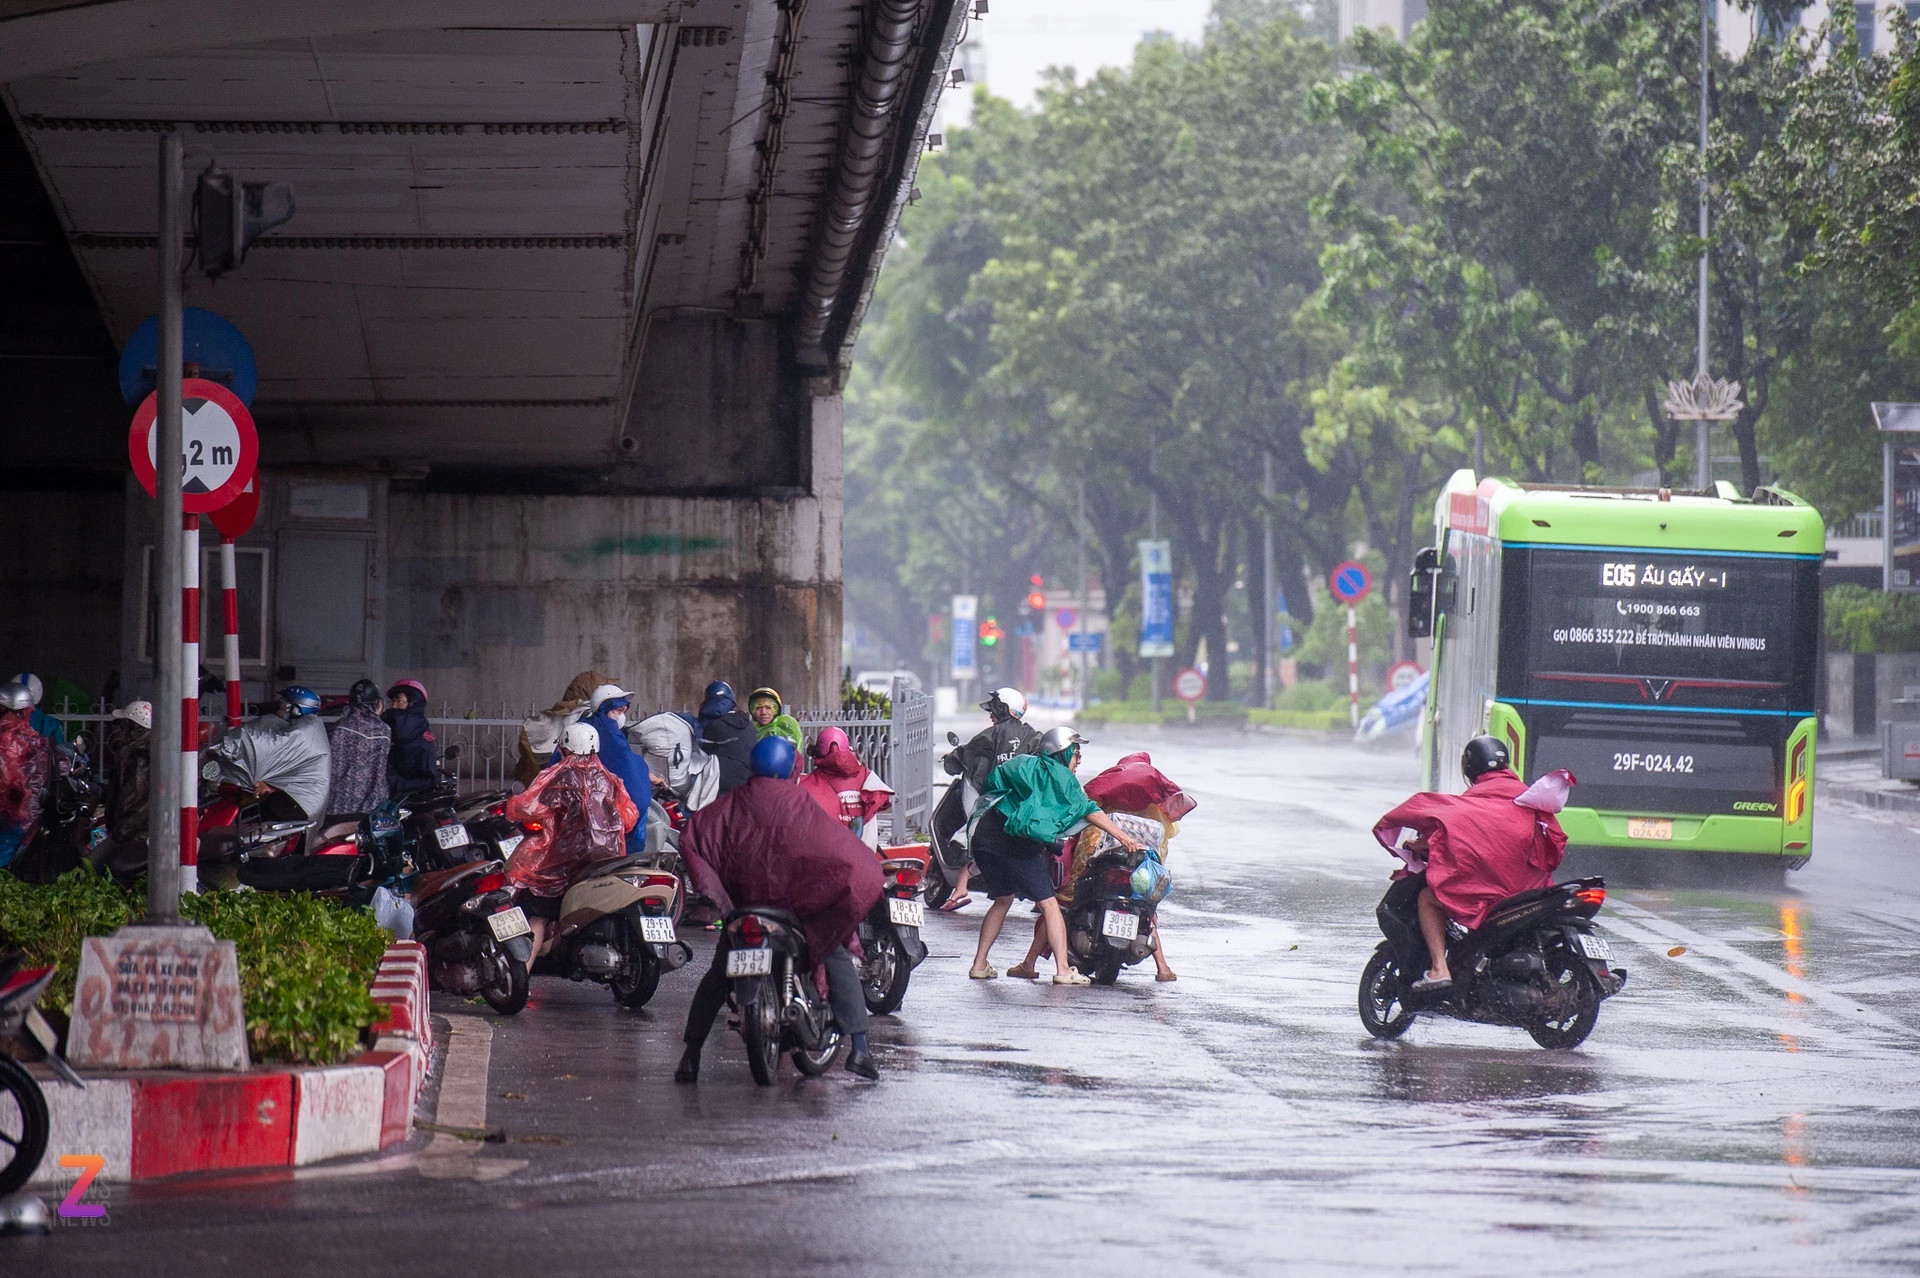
<box><xmin>750</xmin><ymin>734</ymin><xmax>796</xmax><ymax>780</ymax></box>
<box><xmin>704</xmin><ymin>680</ymin><xmax>734</xmax><ymax>703</ymax></box>
<box><xmin>280</xmin><ymin>685</ymin><xmax>321</xmax><ymax>717</ymax></box>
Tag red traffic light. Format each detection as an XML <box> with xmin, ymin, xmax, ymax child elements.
<box><xmin>1029</xmin><ymin>574</ymin><xmax>1044</xmax><ymax>586</ymax></box>
<box><xmin>1026</xmin><ymin>591</ymin><xmax>1046</xmax><ymax>611</ymax></box>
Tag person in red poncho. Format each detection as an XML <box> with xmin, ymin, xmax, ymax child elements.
<box><xmin>1371</xmin><ymin>735</ymin><xmax>1571</xmax><ymax>994</ymax></box>
<box><xmin>674</xmin><ymin>735</ymin><xmax>886</xmax><ymax>1082</ymax></box>
<box><xmin>798</xmin><ymin>727</ymin><xmax>894</xmax><ymax>848</ymax></box>
<box><xmin>504</xmin><ymin>722</ymin><xmax>640</xmax><ymax>961</ymax></box>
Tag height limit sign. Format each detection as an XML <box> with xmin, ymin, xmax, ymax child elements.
<box><xmin>128</xmin><ymin>378</ymin><xmax>258</xmax><ymax>512</ymax></box>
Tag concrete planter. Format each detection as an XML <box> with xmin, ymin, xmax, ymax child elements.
<box><xmin>1825</xmin><ymin>652</ymin><xmax>1920</xmax><ymax>738</ymax></box>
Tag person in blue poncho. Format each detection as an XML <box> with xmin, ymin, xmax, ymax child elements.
<box><xmin>554</xmin><ymin>683</ymin><xmax>653</xmax><ymax>854</ymax></box>
<box><xmin>965</xmin><ymin>726</ymin><xmax>1141</xmax><ymax>986</ymax></box>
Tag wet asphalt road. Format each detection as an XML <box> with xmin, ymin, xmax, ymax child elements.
<box><xmin>15</xmin><ymin>729</ymin><xmax>1920</xmax><ymax>1275</ymax></box>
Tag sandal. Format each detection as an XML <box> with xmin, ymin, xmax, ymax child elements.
<box><xmin>1052</xmin><ymin>970</ymin><xmax>1091</xmax><ymax>986</ymax></box>
<box><xmin>1007</xmin><ymin>962</ymin><xmax>1039</xmax><ymax>980</ymax></box>
<box><xmin>938</xmin><ymin>894</ymin><xmax>972</xmax><ymax>912</ymax></box>
<box><xmin>969</xmin><ymin>965</ymin><xmax>999</xmax><ymax>980</ymax></box>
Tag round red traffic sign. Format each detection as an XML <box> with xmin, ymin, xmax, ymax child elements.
<box><xmin>128</xmin><ymin>378</ymin><xmax>258</xmax><ymax>514</ymax></box>
<box><xmin>1329</xmin><ymin>560</ymin><xmax>1372</xmax><ymax>604</ymax></box>
<box><xmin>1387</xmin><ymin>660</ymin><xmax>1424</xmax><ymax>692</ymax></box>
<box><xmin>208</xmin><ymin>477</ymin><xmax>260</xmax><ymax>539</ymax></box>
<box><xmin>1172</xmin><ymin>667</ymin><xmax>1207</xmax><ymax>703</ymax></box>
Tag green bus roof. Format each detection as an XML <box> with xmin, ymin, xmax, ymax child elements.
<box><xmin>1443</xmin><ymin>473</ymin><xmax>1826</xmax><ymax>555</ymax></box>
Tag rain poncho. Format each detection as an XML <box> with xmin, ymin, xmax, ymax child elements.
<box><xmin>384</xmin><ymin>701</ymin><xmax>438</xmax><ymax>800</ymax></box>
<box><xmin>327</xmin><ymin>705</ymin><xmax>390</xmax><ymax>814</ymax></box>
<box><xmin>1084</xmin><ymin>752</ymin><xmax>1196</xmax><ymax>822</ymax></box>
<box><xmin>959</xmin><ymin>717</ymin><xmax>1040</xmax><ymax>793</ymax></box>
<box><xmin>747</xmin><ymin>687</ymin><xmax>802</xmax><ymax>749</ymax></box>
<box><xmin>102</xmin><ymin>716</ymin><xmax>151</xmax><ymax>841</ymax></box>
<box><xmin>213</xmin><ymin>712</ymin><xmax>332</xmax><ymax>821</ymax></box>
<box><xmin>970</xmin><ymin>753</ymin><xmax>1099</xmax><ymax>846</ymax></box>
<box><xmin>679</xmin><ymin>775</ymin><xmax>884</xmax><ymax>967</ymax></box>
<box><xmin>799</xmin><ymin>727</ymin><xmax>892</xmax><ymax>848</ymax></box>
<box><xmin>504</xmin><ymin>753</ymin><xmax>639</xmax><ymax>897</ymax></box>
<box><xmin>633</xmin><ymin>712</ymin><xmax>720</xmax><ymax>812</ymax></box>
<box><xmin>552</xmin><ymin>707</ymin><xmax>652</xmax><ymax>853</ymax></box>
<box><xmin>1371</xmin><ymin>768</ymin><xmax>1570</xmax><ymax>930</ymax></box>
<box><xmin>698</xmin><ymin>686</ymin><xmax>756</xmax><ymax>793</ymax></box>
<box><xmin>516</xmin><ymin>669</ymin><xmax>615</xmax><ymax>785</ymax></box>
<box><xmin>0</xmin><ymin>709</ymin><xmax>52</xmax><ymax>867</ymax></box>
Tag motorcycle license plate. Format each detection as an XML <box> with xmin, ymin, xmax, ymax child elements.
<box><xmin>1576</xmin><ymin>932</ymin><xmax>1613</xmax><ymax>961</ymax></box>
<box><xmin>1101</xmin><ymin>909</ymin><xmax>1139</xmax><ymax>941</ymax></box>
<box><xmin>487</xmin><ymin>906</ymin><xmax>532</xmax><ymax>942</ymax></box>
<box><xmin>727</xmin><ymin>947</ymin><xmax>772</xmax><ymax>977</ymax></box>
<box><xmin>498</xmin><ymin>833</ymin><xmax>524</xmax><ymax>859</ymax></box>
<box><xmin>640</xmin><ymin>916</ymin><xmax>677</xmax><ymax>944</ymax></box>
<box><xmin>888</xmin><ymin>897</ymin><xmax>924</xmax><ymax>928</ymax></box>
<box><xmin>435</xmin><ymin>823</ymin><xmax>472</xmax><ymax>850</ymax></box>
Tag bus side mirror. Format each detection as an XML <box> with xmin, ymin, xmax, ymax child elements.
<box><xmin>1407</xmin><ymin>547</ymin><xmax>1437</xmax><ymax>639</ymax></box>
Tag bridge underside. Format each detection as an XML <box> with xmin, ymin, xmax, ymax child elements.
<box><xmin>0</xmin><ymin>0</ymin><xmax>960</xmax><ymax>711</ymax></box>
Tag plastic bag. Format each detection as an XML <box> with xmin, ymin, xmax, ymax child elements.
<box><xmin>372</xmin><ymin>885</ymin><xmax>415</xmax><ymax>940</ymax></box>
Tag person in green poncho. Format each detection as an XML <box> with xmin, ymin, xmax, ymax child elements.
<box><xmin>747</xmin><ymin>687</ymin><xmax>802</xmax><ymax>749</ymax></box>
<box><xmin>965</xmin><ymin>726</ymin><xmax>1142</xmax><ymax>985</ymax></box>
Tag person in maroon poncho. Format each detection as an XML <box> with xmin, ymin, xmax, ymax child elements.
<box><xmin>1371</xmin><ymin>736</ymin><xmax>1571</xmax><ymax>994</ymax></box>
<box><xmin>674</xmin><ymin>736</ymin><xmax>886</xmax><ymax>1082</ymax></box>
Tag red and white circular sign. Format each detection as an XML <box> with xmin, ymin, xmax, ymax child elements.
<box><xmin>1172</xmin><ymin>667</ymin><xmax>1207</xmax><ymax>703</ymax></box>
<box><xmin>128</xmin><ymin>378</ymin><xmax>258</xmax><ymax>514</ymax></box>
<box><xmin>1387</xmin><ymin>660</ymin><xmax>1424</xmax><ymax>692</ymax></box>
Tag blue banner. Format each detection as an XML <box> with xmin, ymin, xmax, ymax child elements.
<box><xmin>1138</xmin><ymin>540</ymin><xmax>1174</xmax><ymax>658</ymax></box>
<box><xmin>951</xmin><ymin>594</ymin><xmax>978</xmax><ymax>678</ymax></box>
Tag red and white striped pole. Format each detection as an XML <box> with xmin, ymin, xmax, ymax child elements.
<box><xmin>220</xmin><ymin>536</ymin><xmax>242</xmax><ymax>727</ymax></box>
<box><xmin>181</xmin><ymin>514</ymin><xmax>200</xmax><ymax>895</ymax></box>
<box><xmin>1346</xmin><ymin>604</ymin><xmax>1360</xmax><ymax>729</ymax></box>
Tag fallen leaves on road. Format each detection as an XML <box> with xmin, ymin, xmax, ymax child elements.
<box><xmin>1667</xmin><ymin>946</ymin><xmax>1687</xmax><ymax>957</ymax></box>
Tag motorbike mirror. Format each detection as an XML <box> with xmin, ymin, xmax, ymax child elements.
<box><xmin>69</xmin><ymin>733</ymin><xmax>89</xmax><ymax>755</ymax></box>
<box><xmin>443</xmin><ymin>744</ymin><xmax>462</xmax><ymax>761</ymax></box>
<box><xmin>946</xmin><ymin>731</ymin><xmax>960</xmax><ymax>747</ymax></box>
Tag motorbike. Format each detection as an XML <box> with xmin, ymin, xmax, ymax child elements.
<box><xmin>412</xmin><ymin>859</ymin><xmax>534</xmax><ymax>1015</ymax></box>
<box><xmin>523</xmin><ymin>849</ymin><xmax>690</xmax><ymax>1011</ymax></box>
<box><xmin>0</xmin><ymin>950</ymin><xmax>84</xmax><ymax>1197</ymax></box>
<box><xmin>10</xmin><ymin>739</ymin><xmax>103</xmax><ymax>884</ymax></box>
<box><xmin>1062</xmin><ymin>813</ymin><xmax>1173</xmax><ymax>985</ymax></box>
<box><xmin>856</xmin><ymin>847</ymin><xmax>929</xmax><ymax>1015</ymax></box>
<box><xmin>1359</xmin><ymin>873</ymin><xmax>1628</xmax><ymax>1049</ymax></box>
<box><xmin>720</xmin><ymin>907</ymin><xmax>844</xmax><ymax>1085</ymax></box>
<box><xmin>921</xmin><ymin>731</ymin><xmax>970</xmax><ymax>908</ymax></box>
<box><xmin>226</xmin><ymin>807</ymin><xmax>409</xmax><ymax>904</ymax></box>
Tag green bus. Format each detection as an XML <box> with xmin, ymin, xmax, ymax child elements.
<box><xmin>1408</xmin><ymin>471</ymin><xmax>1825</xmax><ymax>868</ymax></box>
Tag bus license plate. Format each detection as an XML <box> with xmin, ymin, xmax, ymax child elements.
<box><xmin>487</xmin><ymin>907</ymin><xmax>531</xmax><ymax>942</ymax></box>
<box><xmin>1576</xmin><ymin>932</ymin><xmax>1613</xmax><ymax>961</ymax></box>
<box><xmin>435</xmin><ymin>823</ymin><xmax>472</xmax><ymax>850</ymax></box>
<box><xmin>1627</xmin><ymin>818</ymin><xmax>1672</xmax><ymax>841</ymax></box>
<box><xmin>640</xmin><ymin>916</ymin><xmax>677</xmax><ymax>944</ymax></box>
<box><xmin>727</xmin><ymin>947</ymin><xmax>772</xmax><ymax>977</ymax></box>
<box><xmin>1101</xmin><ymin>909</ymin><xmax>1139</xmax><ymax>941</ymax></box>
<box><xmin>888</xmin><ymin>898</ymin><xmax>924</xmax><ymax>928</ymax></box>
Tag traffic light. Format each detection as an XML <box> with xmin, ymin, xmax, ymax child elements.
<box><xmin>979</xmin><ymin>616</ymin><xmax>1003</xmax><ymax>647</ymax></box>
<box><xmin>1026</xmin><ymin>589</ymin><xmax>1046</xmax><ymax>611</ymax></box>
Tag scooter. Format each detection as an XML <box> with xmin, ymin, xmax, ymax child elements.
<box><xmin>921</xmin><ymin>732</ymin><xmax>970</xmax><ymax>908</ymax></box>
<box><xmin>857</xmin><ymin>847</ymin><xmax>929</xmax><ymax>1015</ymax></box>
<box><xmin>0</xmin><ymin>951</ymin><xmax>85</xmax><ymax>1197</ymax></box>
<box><xmin>720</xmin><ymin>907</ymin><xmax>843</xmax><ymax>1085</ymax></box>
<box><xmin>524</xmin><ymin>849</ymin><xmax>690</xmax><ymax>1011</ymax></box>
<box><xmin>1062</xmin><ymin>813</ymin><xmax>1173</xmax><ymax>985</ymax></box>
<box><xmin>413</xmin><ymin>860</ymin><xmax>534</xmax><ymax>1015</ymax></box>
<box><xmin>1359</xmin><ymin>874</ymin><xmax>1628</xmax><ymax>1049</ymax></box>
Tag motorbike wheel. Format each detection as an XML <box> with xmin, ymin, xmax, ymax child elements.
<box><xmin>861</xmin><ymin>929</ymin><xmax>912</xmax><ymax>1016</ymax></box>
<box><xmin>920</xmin><ymin>857</ymin><xmax>953</xmax><ymax>910</ymax></box>
<box><xmin>1358</xmin><ymin>944</ymin><xmax>1417</xmax><ymax>1040</ymax></box>
<box><xmin>479</xmin><ymin>937</ymin><xmax>530</xmax><ymax>1015</ymax></box>
<box><xmin>791</xmin><ymin>1024</ymin><xmax>843</xmax><ymax>1077</ymax></box>
<box><xmin>611</xmin><ymin>940</ymin><xmax>661</xmax><ymax>1010</ymax></box>
<box><xmin>1527</xmin><ymin>961</ymin><xmax>1601</xmax><ymax>1050</ymax></box>
<box><xmin>0</xmin><ymin>1056</ymin><xmax>51</xmax><ymax>1197</ymax></box>
<box><xmin>1091</xmin><ymin>952</ymin><xmax>1124</xmax><ymax>986</ymax></box>
<box><xmin>738</xmin><ymin>979</ymin><xmax>783</xmax><ymax>1086</ymax></box>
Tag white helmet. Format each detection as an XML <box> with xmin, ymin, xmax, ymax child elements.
<box><xmin>981</xmin><ymin>686</ymin><xmax>1028</xmax><ymax>720</ymax></box>
<box><xmin>562</xmin><ymin>722</ymin><xmax>601</xmax><ymax>755</ymax></box>
<box><xmin>589</xmin><ymin>683</ymin><xmax>632</xmax><ymax>713</ymax></box>
<box><xmin>10</xmin><ymin>674</ymin><xmax>42</xmax><ymax>707</ymax></box>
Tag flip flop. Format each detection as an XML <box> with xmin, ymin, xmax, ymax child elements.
<box><xmin>938</xmin><ymin>894</ymin><xmax>972</xmax><ymax>912</ymax></box>
<box><xmin>1410</xmin><ymin>975</ymin><xmax>1453</xmax><ymax>995</ymax></box>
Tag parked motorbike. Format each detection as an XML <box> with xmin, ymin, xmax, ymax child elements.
<box><xmin>720</xmin><ymin>907</ymin><xmax>844</xmax><ymax>1085</ymax></box>
<box><xmin>227</xmin><ymin>807</ymin><xmax>408</xmax><ymax>904</ymax></box>
<box><xmin>1062</xmin><ymin>813</ymin><xmax>1173</xmax><ymax>985</ymax></box>
<box><xmin>921</xmin><ymin>732</ymin><xmax>970</xmax><ymax>908</ymax></box>
<box><xmin>0</xmin><ymin>951</ymin><xmax>84</xmax><ymax>1197</ymax></box>
<box><xmin>10</xmin><ymin>739</ymin><xmax>102</xmax><ymax>884</ymax></box>
<box><xmin>1359</xmin><ymin>874</ymin><xmax>1628</xmax><ymax>1049</ymax></box>
<box><xmin>857</xmin><ymin>847</ymin><xmax>928</xmax><ymax>1015</ymax></box>
<box><xmin>413</xmin><ymin>860</ymin><xmax>534</xmax><ymax>1015</ymax></box>
<box><xmin>524</xmin><ymin>850</ymin><xmax>690</xmax><ymax>1011</ymax></box>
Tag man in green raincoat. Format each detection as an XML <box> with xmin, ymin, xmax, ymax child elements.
<box><xmin>965</xmin><ymin>726</ymin><xmax>1142</xmax><ymax>985</ymax></box>
<box><xmin>747</xmin><ymin>687</ymin><xmax>802</xmax><ymax>749</ymax></box>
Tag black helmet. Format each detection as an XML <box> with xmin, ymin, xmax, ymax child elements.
<box><xmin>348</xmin><ymin>678</ymin><xmax>382</xmax><ymax>710</ymax></box>
<box><xmin>1461</xmin><ymin>735</ymin><xmax>1510</xmax><ymax>782</ymax></box>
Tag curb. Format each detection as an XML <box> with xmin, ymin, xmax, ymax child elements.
<box><xmin>1820</xmin><ymin>778</ymin><xmax>1920</xmax><ymax>818</ymax></box>
<box><xmin>30</xmin><ymin>941</ymin><xmax>433</xmax><ymax>1185</ymax></box>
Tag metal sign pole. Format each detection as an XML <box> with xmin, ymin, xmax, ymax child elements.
<box><xmin>180</xmin><ymin>514</ymin><xmax>200</xmax><ymax>895</ymax></box>
<box><xmin>1149</xmin><ymin>433</ymin><xmax>1160</xmax><ymax>713</ymax></box>
<box><xmin>1076</xmin><ymin>480</ymin><xmax>1088</xmax><ymax>711</ymax></box>
<box><xmin>221</xmin><ymin>536</ymin><xmax>242</xmax><ymax>726</ymax></box>
<box><xmin>1262</xmin><ymin>452</ymin><xmax>1275</xmax><ymax>709</ymax></box>
<box><xmin>1694</xmin><ymin>0</ymin><xmax>1712</xmax><ymax>491</ymax></box>
<box><xmin>147</xmin><ymin>132</ymin><xmax>184</xmax><ymax>924</ymax></box>
<box><xmin>1347</xmin><ymin>604</ymin><xmax>1360</xmax><ymax>729</ymax></box>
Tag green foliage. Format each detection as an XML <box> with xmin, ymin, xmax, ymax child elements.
<box><xmin>1272</xmin><ymin>679</ymin><xmax>1344</xmax><ymax>712</ymax></box>
<box><xmin>1075</xmin><ymin>700</ymin><xmax>1250</xmax><ymax>727</ymax></box>
<box><xmin>0</xmin><ymin>868</ymin><xmax>388</xmax><ymax>1066</ymax></box>
<box><xmin>839</xmin><ymin>669</ymin><xmax>892</xmax><ymax>717</ymax></box>
<box><xmin>1823</xmin><ymin>584</ymin><xmax>1920</xmax><ymax>653</ymax></box>
<box><xmin>1247</xmin><ymin>706</ymin><xmax>1351</xmax><ymax>731</ymax></box>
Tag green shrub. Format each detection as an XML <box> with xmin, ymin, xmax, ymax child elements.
<box><xmin>1272</xmin><ymin>679</ymin><xmax>1343</xmax><ymax>712</ymax></box>
<box><xmin>1076</xmin><ymin>701</ymin><xmax>1249</xmax><ymax>727</ymax></box>
<box><xmin>1824</xmin><ymin>584</ymin><xmax>1920</xmax><ymax>653</ymax></box>
<box><xmin>1247</xmin><ymin>707</ymin><xmax>1351</xmax><ymax>731</ymax></box>
<box><xmin>0</xmin><ymin>868</ymin><xmax>389</xmax><ymax>1066</ymax></box>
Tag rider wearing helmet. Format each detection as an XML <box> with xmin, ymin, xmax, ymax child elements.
<box><xmin>674</xmin><ymin>726</ymin><xmax>886</xmax><ymax>1082</ymax></box>
<box><xmin>327</xmin><ymin>678</ymin><xmax>392</xmax><ymax>814</ymax></box>
<box><xmin>696</xmin><ymin>680</ymin><xmax>757</xmax><ymax>794</ymax></box>
<box><xmin>506</xmin><ymin>719</ymin><xmax>638</xmax><ymax>959</ymax></box>
<box><xmin>9</xmin><ymin>672</ymin><xmax>65</xmax><ymax>747</ymax></box>
<box><xmin>383</xmin><ymin>678</ymin><xmax>439</xmax><ymax>802</ymax></box>
<box><xmin>963</xmin><ymin>727</ymin><xmax>1143</xmax><ymax>985</ymax></box>
<box><xmin>942</xmin><ymin>687</ymin><xmax>1041</xmax><ymax>911</ymax></box>
<box><xmin>1371</xmin><ymin>735</ymin><xmax>1571</xmax><ymax>994</ymax></box>
<box><xmin>210</xmin><ymin>684</ymin><xmax>333</xmax><ymax>821</ymax></box>
<box><xmin>554</xmin><ymin>684</ymin><xmax>652</xmax><ymax>853</ymax></box>
<box><xmin>0</xmin><ymin>681</ymin><xmax>52</xmax><ymax>869</ymax></box>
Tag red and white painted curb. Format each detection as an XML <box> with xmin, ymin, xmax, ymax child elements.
<box><xmin>30</xmin><ymin>941</ymin><xmax>434</xmax><ymax>1185</ymax></box>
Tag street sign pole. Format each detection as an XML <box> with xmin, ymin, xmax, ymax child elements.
<box><xmin>221</xmin><ymin>537</ymin><xmax>241</xmax><ymax>726</ymax></box>
<box><xmin>180</xmin><ymin>514</ymin><xmax>200</xmax><ymax>895</ymax></box>
<box><xmin>1346</xmin><ymin>605</ymin><xmax>1360</xmax><ymax>729</ymax></box>
<box><xmin>1328</xmin><ymin>561</ymin><xmax>1373</xmax><ymax>731</ymax></box>
<box><xmin>1076</xmin><ymin>480</ymin><xmax>1089</xmax><ymax>711</ymax></box>
<box><xmin>148</xmin><ymin>131</ymin><xmax>184</xmax><ymax>925</ymax></box>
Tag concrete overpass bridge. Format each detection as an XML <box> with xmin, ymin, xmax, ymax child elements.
<box><xmin>0</xmin><ymin>0</ymin><xmax>963</xmax><ymax>711</ymax></box>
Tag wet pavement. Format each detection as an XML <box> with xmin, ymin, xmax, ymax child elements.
<box><xmin>14</xmin><ymin>730</ymin><xmax>1920</xmax><ymax>1275</ymax></box>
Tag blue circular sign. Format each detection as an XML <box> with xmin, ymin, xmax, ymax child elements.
<box><xmin>1329</xmin><ymin>560</ymin><xmax>1372</xmax><ymax>604</ymax></box>
<box><xmin>118</xmin><ymin>307</ymin><xmax>258</xmax><ymax>406</ymax></box>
